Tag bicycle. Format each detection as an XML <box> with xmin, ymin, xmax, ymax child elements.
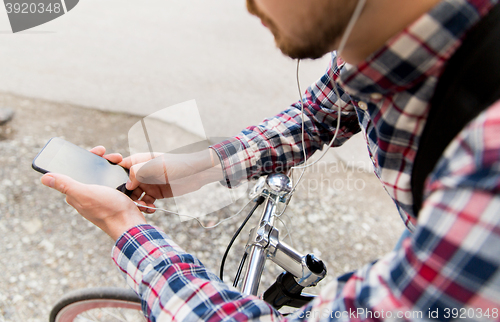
<box><xmin>49</xmin><ymin>173</ymin><xmax>327</xmax><ymax>322</ymax></box>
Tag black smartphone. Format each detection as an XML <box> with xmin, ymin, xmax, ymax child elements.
<box><xmin>32</xmin><ymin>137</ymin><xmax>132</xmax><ymax>196</ymax></box>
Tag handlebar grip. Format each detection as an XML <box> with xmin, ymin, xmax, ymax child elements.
<box><xmin>263</xmin><ymin>272</ymin><xmax>315</xmax><ymax>309</ymax></box>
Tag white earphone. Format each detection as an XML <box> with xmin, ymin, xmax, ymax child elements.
<box><xmin>288</xmin><ymin>0</ymin><xmax>367</xmax><ymax>192</ymax></box>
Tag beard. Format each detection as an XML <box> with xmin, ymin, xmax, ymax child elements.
<box><xmin>246</xmin><ymin>0</ymin><xmax>355</xmax><ymax>60</ymax></box>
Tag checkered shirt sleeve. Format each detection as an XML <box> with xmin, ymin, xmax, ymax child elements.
<box><xmin>112</xmin><ymin>225</ymin><xmax>281</xmax><ymax>321</ymax></box>
<box><xmin>210</xmin><ymin>59</ymin><xmax>360</xmax><ymax>188</ymax></box>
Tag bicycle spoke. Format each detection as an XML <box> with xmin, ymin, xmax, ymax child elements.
<box><xmin>75</xmin><ymin>313</ymin><xmax>97</xmax><ymax>322</ymax></box>
<box><xmin>100</xmin><ymin>308</ymin><xmax>141</xmax><ymax>321</ymax></box>
<box><xmin>73</xmin><ymin>308</ymin><xmax>146</xmax><ymax>322</ymax></box>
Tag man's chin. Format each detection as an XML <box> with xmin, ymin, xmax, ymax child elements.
<box><xmin>277</xmin><ymin>42</ymin><xmax>329</xmax><ymax>60</ymax></box>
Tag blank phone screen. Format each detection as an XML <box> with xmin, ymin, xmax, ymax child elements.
<box><xmin>33</xmin><ymin>137</ymin><xmax>129</xmax><ymax>189</ymax></box>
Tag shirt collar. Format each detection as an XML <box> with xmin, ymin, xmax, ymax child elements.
<box><xmin>338</xmin><ymin>0</ymin><xmax>498</xmax><ymax>98</ymax></box>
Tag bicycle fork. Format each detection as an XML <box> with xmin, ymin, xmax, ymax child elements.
<box><xmin>239</xmin><ymin>174</ymin><xmax>327</xmax><ymax>306</ymax></box>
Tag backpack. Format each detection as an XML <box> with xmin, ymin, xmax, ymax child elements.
<box><xmin>411</xmin><ymin>2</ymin><xmax>500</xmax><ymax>215</ymax></box>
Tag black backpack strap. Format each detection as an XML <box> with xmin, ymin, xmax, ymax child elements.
<box><xmin>411</xmin><ymin>2</ymin><xmax>500</xmax><ymax>216</ymax></box>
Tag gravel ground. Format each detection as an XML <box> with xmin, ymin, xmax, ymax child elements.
<box><xmin>0</xmin><ymin>91</ymin><xmax>405</xmax><ymax>321</ymax></box>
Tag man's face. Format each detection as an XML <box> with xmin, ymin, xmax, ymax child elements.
<box><xmin>247</xmin><ymin>0</ymin><xmax>357</xmax><ymax>59</ymax></box>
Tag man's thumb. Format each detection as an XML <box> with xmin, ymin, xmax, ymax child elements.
<box><xmin>41</xmin><ymin>173</ymin><xmax>79</xmax><ymax>195</ymax></box>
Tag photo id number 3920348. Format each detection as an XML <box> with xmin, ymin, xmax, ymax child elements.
<box><xmin>4</xmin><ymin>2</ymin><xmax>62</xmax><ymax>14</ymax></box>
<box><xmin>443</xmin><ymin>308</ymin><xmax>498</xmax><ymax>320</ymax></box>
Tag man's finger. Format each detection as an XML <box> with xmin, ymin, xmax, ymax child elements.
<box><xmin>41</xmin><ymin>173</ymin><xmax>81</xmax><ymax>196</ymax></box>
<box><xmin>134</xmin><ymin>200</ymin><xmax>153</xmax><ymax>213</ymax></box>
<box><xmin>119</xmin><ymin>154</ymin><xmax>149</xmax><ymax>169</ymax></box>
<box><xmin>126</xmin><ymin>161</ymin><xmax>166</xmax><ymax>189</ymax></box>
<box><xmin>119</xmin><ymin>153</ymin><xmax>162</xmax><ymax>169</ymax></box>
<box><xmin>130</xmin><ymin>187</ymin><xmax>145</xmax><ymax>201</ymax></box>
<box><xmin>90</xmin><ymin>146</ymin><xmax>106</xmax><ymax>156</ymax></box>
<box><xmin>136</xmin><ymin>157</ymin><xmax>169</xmax><ymax>184</ymax></box>
<box><xmin>126</xmin><ymin>164</ymin><xmax>142</xmax><ymax>190</ymax></box>
<box><xmin>141</xmin><ymin>194</ymin><xmax>157</xmax><ymax>206</ymax></box>
<box><xmin>118</xmin><ymin>156</ymin><xmax>132</xmax><ymax>169</ymax></box>
<box><xmin>103</xmin><ymin>153</ymin><xmax>123</xmax><ymax>165</ymax></box>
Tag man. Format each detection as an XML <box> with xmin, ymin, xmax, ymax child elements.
<box><xmin>42</xmin><ymin>0</ymin><xmax>500</xmax><ymax>320</ymax></box>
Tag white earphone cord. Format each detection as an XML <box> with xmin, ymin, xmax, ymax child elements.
<box><xmin>134</xmin><ymin>199</ymin><xmax>254</xmax><ymax>229</ymax></box>
<box><xmin>289</xmin><ymin>0</ymin><xmax>366</xmax><ymax>189</ymax></box>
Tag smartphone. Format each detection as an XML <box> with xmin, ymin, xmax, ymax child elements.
<box><xmin>32</xmin><ymin>137</ymin><xmax>132</xmax><ymax>196</ymax></box>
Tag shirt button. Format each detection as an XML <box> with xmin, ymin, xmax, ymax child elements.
<box><xmin>370</xmin><ymin>92</ymin><xmax>383</xmax><ymax>100</ymax></box>
<box><xmin>358</xmin><ymin>101</ymin><xmax>368</xmax><ymax>111</ymax></box>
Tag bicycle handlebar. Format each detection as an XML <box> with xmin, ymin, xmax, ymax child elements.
<box><xmin>238</xmin><ymin>174</ymin><xmax>327</xmax><ymax>299</ymax></box>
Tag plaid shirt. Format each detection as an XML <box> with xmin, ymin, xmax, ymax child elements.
<box><xmin>113</xmin><ymin>0</ymin><xmax>500</xmax><ymax>320</ymax></box>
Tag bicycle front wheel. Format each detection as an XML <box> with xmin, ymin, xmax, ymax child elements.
<box><xmin>49</xmin><ymin>287</ymin><xmax>146</xmax><ymax>322</ymax></box>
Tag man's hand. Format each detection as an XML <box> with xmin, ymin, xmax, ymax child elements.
<box><xmin>41</xmin><ymin>173</ymin><xmax>147</xmax><ymax>241</ymax></box>
<box><xmin>87</xmin><ymin>146</ymin><xmax>224</xmax><ymax>213</ymax></box>
<box><xmin>118</xmin><ymin>150</ymin><xmax>224</xmax><ymax>209</ymax></box>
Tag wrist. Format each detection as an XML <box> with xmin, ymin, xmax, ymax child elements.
<box><xmin>199</xmin><ymin>164</ymin><xmax>224</xmax><ymax>185</ymax></box>
<box><xmin>185</xmin><ymin>149</ymin><xmax>220</xmax><ymax>173</ymax></box>
<box><xmin>105</xmin><ymin>208</ymin><xmax>147</xmax><ymax>241</ymax></box>
<box><xmin>208</xmin><ymin>148</ymin><xmax>221</xmax><ymax>167</ymax></box>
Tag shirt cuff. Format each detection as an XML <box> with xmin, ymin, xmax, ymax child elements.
<box><xmin>210</xmin><ymin>137</ymin><xmax>256</xmax><ymax>188</ymax></box>
<box><xmin>111</xmin><ymin>224</ymin><xmax>192</xmax><ymax>294</ymax></box>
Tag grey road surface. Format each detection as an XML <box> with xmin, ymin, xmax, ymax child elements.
<box><xmin>0</xmin><ymin>0</ymin><xmax>370</xmax><ymax>165</ymax></box>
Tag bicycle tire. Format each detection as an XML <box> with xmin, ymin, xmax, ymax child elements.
<box><xmin>49</xmin><ymin>287</ymin><xmax>145</xmax><ymax>322</ymax></box>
